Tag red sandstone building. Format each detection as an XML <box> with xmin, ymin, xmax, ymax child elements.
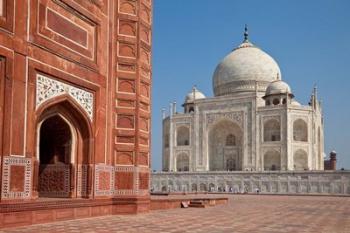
<box><xmin>0</xmin><ymin>0</ymin><xmax>152</xmax><ymax>227</ymax></box>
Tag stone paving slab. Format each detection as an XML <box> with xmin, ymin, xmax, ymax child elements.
<box><xmin>1</xmin><ymin>195</ymin><xmax>350</xmax><ymax>233</ymax></box>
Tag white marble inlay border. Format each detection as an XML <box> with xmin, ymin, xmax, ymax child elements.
<box><xmin>36</xmin><ymin>74</ymin><xmax>94</xmax><ymax>120</ymax></box>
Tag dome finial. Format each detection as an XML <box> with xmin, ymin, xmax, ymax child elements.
<box><xmin>244</xmin><ymin>24</ymin><xmax>249</xmax><ymax>42</ymax></box>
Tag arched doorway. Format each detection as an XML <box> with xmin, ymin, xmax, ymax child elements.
<box><xmin>176</xmin><ymin>153</ymin><xmax>189</xmax><ymax>171</ymax></box>
<box><xmin>263</xmin><ymin>119</ymin><xmax>281</xmax><ymax>142</ymax></box>
<box><xmin>208</xmin><ymin>120</ymin><xmax>242</xmax><ymax>171</ymax></box>
<box><xmin>293</xmin><ymin>119</ymin><xmax>308</xmax><ymax>142</ymax></box>
<box><xmin>176</xmin><ymin>126</ymin><xmax>190</xmax><ymax>146</ymax></box>
<box><xmin>38</xmin><ymin>115</ymin><xmax>74</xmax><ymax>198</ymax></box>
<box><xmin>39</xmin><ymin>115</ymin><xmax>72</xmax><ymax>165</ymax></box>
<box><xmin>264</xmin><ymin>150</ymin><xmax>281</xmax><ymax>171</ymax></box>
<box><xmin>36</xmin><ymin>99</ymin><xmax>92</xmax><ymax>198</ymax></box>
<box><xmin>294</xmin><ymin>149</ymin><xmax>308</xmax><ymax>170</ymax></box>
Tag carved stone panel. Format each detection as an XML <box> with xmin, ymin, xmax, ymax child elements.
<box><xmin>36</xmin><ymin>74</ymin><xmax>94</xmax><ymax>120</ymax></box>
<box><xmin>206</xmin><ymin>111</ymin><xmax>243</xmax><ymax>129</ymax></box>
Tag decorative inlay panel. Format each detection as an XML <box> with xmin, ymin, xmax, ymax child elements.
<box><xmin>138</xmin><ymin>152</ymin><xmax>149</xmax><ymax>166</ymax></box>
<box><xmin>118</xmin><ymin>42</ymin><xmax>136</xmax><ymax>58</ymax></box>
<box><xmin>95</xmin><ymin>165</ymin><xmax>114</xmax><ymax>196</ymax></box>
<box><xmin>116</xmin><ymin>114</ymin><xmax>135</xmax><ymax>129</ymax></box>
<box><xmin>2</xmin><ymin>156</ymin><xmax>32</xmax><ymax>199</ymax></box>
<box><xmin>140</xmin><ymin>24</ymin><xmax>151</xmax><ymax>44</ymax></box>
<box><xmin>206</xmin><ymin>111</ymin><xmax>243</xmax><ymax>128</ymax></box>
<box><xmin>115</xmin><ymin>151</ymin><xmax>134</xmax><ymax>165</ymax></box>
<box><xmin>31</xmin><ymin>0</ymin><xmax>98</xmax><ymax>66</ymax></box>
<box><xmin>119</xmin><ymin>0</ymin><xmax>137</xmax><ymax>15</ymax></box>
<box><xmin>36</xmin><ymin>74</ymin><xmax>94</xmax><ymax>120</ymax></box>
<box><xmin>119</xmin><ymin>20</ymin><xmax>137</xmax><ymax>37</ymax></box>
<box><xmin>140</xmin><ymin>3</ymin><xmax>151</xmax><ymax>24</ymax></box>
<box><xmin>0</xmin><ymin>0</ymin><xmax>14</xmax><ymax>32</ymax></box>
<box><xmin>138</xmin><ymin>172</ymin><xmax>149</xmax><ymax>190</ymax></box>
<box><xmin>114</xmin><ymin>166</ymin><xmax>137</xmax><ymax>195</ymax></box>
<box><xmin>118</xmin><ymin>63</ymin><xmax>136</xmax><ymax>73</ymax></box>
<box><xmin>262</xmin><ymin>115</ymin><xmax>281</xmax><ymax>123</ymax></box>
<box><xmin>77</xmin><ymin>164</ymin><xmax>89</xmax><ymax>197</ymax></box>
<box><xmin>118</xmin><ymin>79</ymin><xmax>135</xmax><ymax>93</ymax></box>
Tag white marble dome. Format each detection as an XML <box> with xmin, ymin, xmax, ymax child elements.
<box><xmin>265</xmin><ymin>79</ymin><xmax>292</xmax><ymax>96</ymax></box>
<box><xmin>184</xmin><ymin>87</ymin><xmax>206</xmax><ymax>104</ymax></box>
<box><xmin>213</xmin><ymin>40</ymin><xmax>281</xmax><ymax>96</ymax></box>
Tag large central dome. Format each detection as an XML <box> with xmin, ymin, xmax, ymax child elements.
<box><xmin>213</xmin><ymin>27</ymin><xmax>281</xmax><ymax>96</ymax></box>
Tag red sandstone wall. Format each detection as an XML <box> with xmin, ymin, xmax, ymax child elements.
<box><xmin>0</xmin><ymin>0</ymin><xmax>152</xmax><ymax>205</ymax></box>
<box><xmin>113</xmin><ymin>0</ymin><xmax>152</xmax><ymax>199</ymax></box>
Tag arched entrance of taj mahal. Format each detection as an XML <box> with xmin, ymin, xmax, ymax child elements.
<box><xmin>208</xmin><ymin>119</ymin><xmax>243</xmax><ymax>171</ymax></box>
<box><xmin>35</xmin><ymin>98</ymin><xmax>92</xmax><ymax>198</ymax></box>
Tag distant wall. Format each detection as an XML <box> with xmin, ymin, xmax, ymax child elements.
<box><xmin>151</xmin><ymin>171</ymin><xmax>350</xmax><ymax>195</ymax></box>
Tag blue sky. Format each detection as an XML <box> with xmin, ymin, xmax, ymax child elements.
<box><xmin>151</xmin><ymin>0</ymin><xmax>350</xmax><ymax>170</ymax></box>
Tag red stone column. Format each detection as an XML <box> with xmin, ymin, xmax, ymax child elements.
<box><xmin>113</xmin><ymin>0</ymin><xmax>152</xmax><ymax>213</ymax></box>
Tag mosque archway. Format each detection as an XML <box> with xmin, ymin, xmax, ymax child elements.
<box><xmin>176</xmin><ymin>153</ymin><xmax>189</xmax><ymax>171</ymax></box>
<box><xmin>208</xmin><ymin>120</ymin><xmax>242</xmax><ymax>171</ymax></box>
<box><xmin>293</xmin><ymin>119</ymin><xmax>308</xmax><ymax>142</ymax></box>
<box><xmin>176</xmin><ymin>126</ymin><xmax>190</xmax><ymax>146</ymax></box>
<box><xmin>36</xmin><ymin>99</ymin><xmax>92</xmax><ymax>198</ymax></box>
<box><xmin>209</xmin><ymin>183</ymin><xmax>215</xmax><ymax>192</ymax></box>
<box><xmin>263</xmin><ymin>119</ymin><xmax>281</xmax><ymax>142</ymax></box>
<box><xmin>191</xmin><ymin>183</ymin><xmax>197</xmax><ymax>192</ymax></box>
<box><xmin>294</xmin><ymin>149</ymin><xmax>308</xmax><ymax>170</ymax></box>
<box><xmin>263</xmin><ymin>150</ymin><xmax>281</xmax><ymax>171</ymax></box>
<box><xmin>199</xmin><ymin>183</ymin><xmax>207</xmax><ymax>192</ymax></box>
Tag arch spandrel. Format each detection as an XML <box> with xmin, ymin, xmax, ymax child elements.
<box><xmin>36</xmin><ymin>74</ymin><xmax>94</xmax><ymax>121</ymax></box>
<box><xmin>206</xmin><ymin>111</ymin><xmax>244</xmax><ymax>130</ymax></box>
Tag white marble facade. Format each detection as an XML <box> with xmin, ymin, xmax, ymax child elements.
<box><xmin>162</xmin><ymin>28</ymin><xmax>324</xmax><ymax>172</ymax></box>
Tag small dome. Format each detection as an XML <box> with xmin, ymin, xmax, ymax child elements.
<box><xmin>212</xmin><ymin>27</ymin><xmax>281</xmax><ymax>96</ymax></box>
<box><xmin>291</xmin><ymin>100</ymin><xmax>301</xmax><ymax>106</ymax></box>
<box><xmin>184</xmin><ymin>86</ymin><xmax>206</xmax><ymax>104</ymax></box>
<box><xmin>265</xmin><ymin>79</ymin><xmax>293</xmax><ymax>96</ymax></box>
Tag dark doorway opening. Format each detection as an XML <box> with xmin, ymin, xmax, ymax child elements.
<box><xmin>38</xmin><ymin>115</ymin><xmax>73</xmax><ymax>198</ymax></box>
<box><xmin>40</xmin><ymin>115</ymin><xmax>72</xmax><ymax>165</ymax></box>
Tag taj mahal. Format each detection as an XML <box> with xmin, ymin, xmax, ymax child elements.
<box><xmin>161</xmin><ymin>26</ymin><xmax>324</xmax><ymax>173</ymax></box>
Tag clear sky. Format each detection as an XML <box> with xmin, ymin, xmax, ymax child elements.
<box><xmin>151</xmin><ymin>0</ymin><xmax>350</xmax><ymax>170</ymax></box>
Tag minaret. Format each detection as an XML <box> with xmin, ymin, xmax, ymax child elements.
<box><xmin>161</xmin><ymin>108</ymin><xmax>166</xmax><ymax>119</ymax></box>
<box><xmin>169</xmin><ymin>102</ymin><xmax>173</xmax><ymax>117</ymax></box>
<box><xmin>192</xmin><ymin>85</ymin><xmax>196</xmax><ymax>100</ymax></box>
<box><xmin>309</xmin><ymin>85</ymin><xmax>318</xmax><ymax>110</ymax></box>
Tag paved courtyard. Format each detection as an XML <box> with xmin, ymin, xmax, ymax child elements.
<box><xmin>1</xmin><ymin>195</ymin><xmax>350</xmax><ymax>233</ymax></box>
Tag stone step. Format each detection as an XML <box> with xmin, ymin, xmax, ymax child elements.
<box><xmin>189</xmin><ymin>200</ymin><xmax>207</xmax><ymax>208</ymax></box>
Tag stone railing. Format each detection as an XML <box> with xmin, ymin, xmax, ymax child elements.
<box><xmin>39</xmin><ymin>164</ymin><xmax>71</xmax><ymax>198</ymax></box>
<box><xmin>151</xmin><ymin>171</ymin><xmax>350</xmax><ymax>195</ymax></box>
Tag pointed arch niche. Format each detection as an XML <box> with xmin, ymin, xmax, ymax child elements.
<box><xmin>208</xmin><ymin>119</ymin><xmax>243</xmax><ymax>171</ymax></box>
<box><xmin>35</xmin><ymin>97</ymin><xmax>93</xmax><ymax>198</ymax></box>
